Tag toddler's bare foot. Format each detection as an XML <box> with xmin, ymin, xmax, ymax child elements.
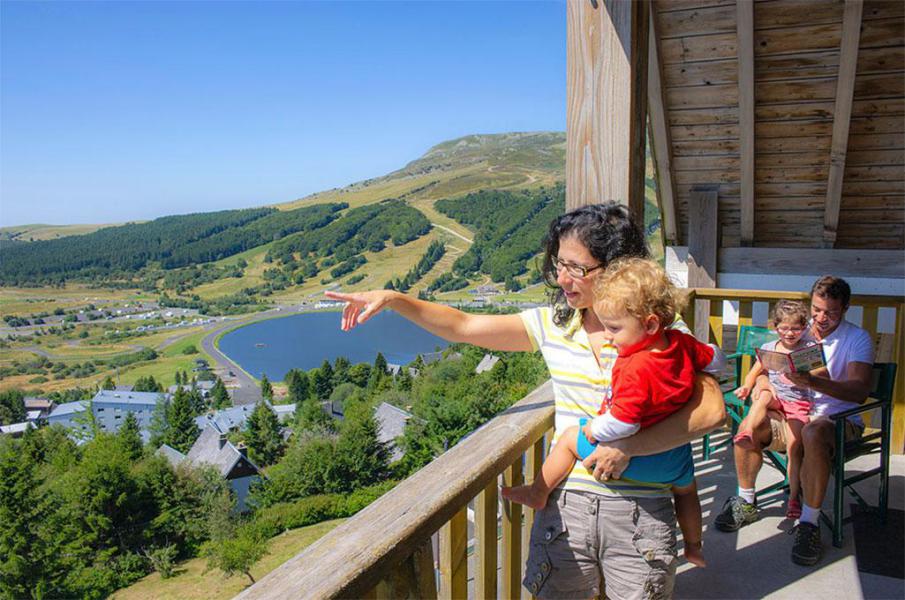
<box><xmin>501</xmin><ymin>485</ymin><xmax>548</xmax><ymax>510</ymax></box>
<box><xmin>684</xmin><ymin>541</ymin><xmax>706</xmax><ymax>567</ymax></box>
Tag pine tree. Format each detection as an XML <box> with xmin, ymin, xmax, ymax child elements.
<box><xmin>117</xmin><ymin>411</ymin><xmax>143</xmax><ymax>460</ymax></box>
<box><xmin>312</xmin><ymin>361</ymin><xmax>334</xmax><ymax>399</ymax></box>
<box><xmin>285</xmin><ymin>369</ymin><xmax>310</xmax><ymax>403</ymax></box>
<box><xmin>332</xmin><ymin>356</ymin><xmax>351</xmax><ymax>387</ymax></box>
<box><xmin>373</xmin><ymin>352</ymin><xmax>388</xmax><ymax>375</ymax></box>
<box><xmin>101</xmin><ymin>375</ymin><xmax>116</xmax><ymax>390</ymax></box>
<box><xmin>166</xmin><ymin>388</ymin><xmax>199</xmax><ymax>453</ymax></box>
<box><xmin>210</xmin><ymin>378</ymin><xmax>230</xmax><ymax>410</ymax></box>
<box><xmin>333</xmin><ymin>406</ymin><xmax>390</xmax><ymax>493</ymax></box>
<box><xmin>148</xmin><ymin>396</ymin><xmax>171</xmax><ymax>448</ymax></box>
<box><xmin>260</xmin><ymin>374</ymin><xmax>273</xmax><ymax>402</ymax></box>
<box><xmin>245</xmin><ymin>401</ymin><xmax>284</xmax><ymax>467</ymax></box>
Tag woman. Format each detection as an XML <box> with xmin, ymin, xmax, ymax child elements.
<box><xmin>326</xmin><ymin>202</ymin><xmax>725</xmax><ymax>599</ymax></box>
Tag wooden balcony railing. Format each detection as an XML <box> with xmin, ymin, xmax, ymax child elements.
<box><xmin>237</xmin><ymin>288</ymin><xmax>903</xmax><ymax>600</ymax></box>
<box><xmin>237</xmin><ymin>381</ymin><xmax>554</xmax><ymax>599</ymax></box>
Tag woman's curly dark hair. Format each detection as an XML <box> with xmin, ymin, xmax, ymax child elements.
<box><xmin>541</xmin><ymin>202</ymin><xmax>649</xmax><ymax>326</ymax></box>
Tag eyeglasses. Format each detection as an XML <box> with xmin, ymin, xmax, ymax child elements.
<box><xmin>776</xmin><ymin>326</ymin><xmax>805</xmax><ymax>334</ymax></box>
<box><xmin>554</xmin><ymin>257</ymin><xmax>603</xmax><ymax>279</ymax></box>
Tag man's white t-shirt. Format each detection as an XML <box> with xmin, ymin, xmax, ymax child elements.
<box><xmin>811</xmin><ymin>319</ymin><xmax>874</xmax><ymax>424</ymax></box>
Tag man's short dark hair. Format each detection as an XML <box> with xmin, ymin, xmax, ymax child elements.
<box><xmin>811</xmin><ymin>275</ymin><xmax>851</xmax><ymax>308</ymax></box>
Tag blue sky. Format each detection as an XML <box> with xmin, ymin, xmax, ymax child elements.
<box><xmin>0</xmin><ymin>1</ymin><xmax>566</xmax><ymax>227</ymax></box>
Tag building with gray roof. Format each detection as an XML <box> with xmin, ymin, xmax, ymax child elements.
<box><xmin>374</xmin><ymin>402</ymin><xmax>413</xmax><ymax>463</ymax></box>
<box><xmin>158</xmin><ymin>423</ymin><xmax>261</xmax><ymax>511</ymax></box>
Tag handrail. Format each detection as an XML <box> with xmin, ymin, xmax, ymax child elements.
<box><xmin>236</xmin><ymin>381</ymin><xmax>555</xmax><ymax>599</ymax></box>
<box><xmin>691</xmin><ymin>288</ymin><xmax>900</xmax><ymax>306</ymax></box>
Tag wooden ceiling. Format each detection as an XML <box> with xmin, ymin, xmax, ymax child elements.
<box><xmin>650</xmin><ymin>0</ymin><xmax>904</xmax><ymax>250</ymax></box>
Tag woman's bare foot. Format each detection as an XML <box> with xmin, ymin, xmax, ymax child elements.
<box><xmin>684</xmin><ymin>541</ymin><xmax>706</xmax><ymax>567</ymax></box>
<box><xmin>501</xmin><ymin>485</ymin><xmax>548</xmax><ymax>510</ymax></box>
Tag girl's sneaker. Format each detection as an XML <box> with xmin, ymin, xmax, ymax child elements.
<box><xmin>786</xmin><ymin>498</ymin><xmax>802</xmax><ymax>520</ymax></box>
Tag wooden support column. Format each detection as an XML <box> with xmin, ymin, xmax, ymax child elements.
<box><xmin>647</xmin><ymin>11</ymin><xmax>678</xmax><ymax>246</ymax></box>
<box><xmin>687</xmin><ymin>188</ymin><xmax>719</xmax><ymax>342</ymax></box>
<box><xmin>566</xmin><ymin>0</ymin><xmax>649</xmax><ymax>223</ymax></box>
<box><xmin>440</xmin><ymin>508</ymin><xmax>468</xmax><ymax>599</ymax></box>
<box><xmin>824</xmin><ymin>0</ymin><xmax>864</xmax><ymax>248</ymax></box>
<box><xmin>737</xmin><ymin>0</ymin><xmax>755</xmax><ymax>246</ymax></box>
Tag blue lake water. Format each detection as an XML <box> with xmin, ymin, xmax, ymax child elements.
<box><xmin>218</xmin><ymin>311</ymin><xmax>449</xmax><ymax>381</ymax></box>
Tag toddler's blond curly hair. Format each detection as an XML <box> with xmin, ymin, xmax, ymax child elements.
<box><xmin>593</xmin><ymin>258</ymin><xmax>685</xmax><ymax>328</ymax></box>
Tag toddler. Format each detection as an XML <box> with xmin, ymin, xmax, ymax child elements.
<box><xmin>502</xmin><ymin>258</ymin><xmax>723</xmax><ymax>568</ymax></box>
<box><xmin>733</xmin><ymin>300</ymin><xmax>821</xmax><ymax>519</ymax></box>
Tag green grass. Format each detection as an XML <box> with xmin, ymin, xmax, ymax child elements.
<box><xmin>112</xmin><ymin>519</ymin><xmax>346</xmax><ymax>600</ymax></box>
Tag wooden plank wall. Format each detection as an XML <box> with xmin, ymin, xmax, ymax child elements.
<box><xmin>654</xmin><ymin>0</ymin><xmax>904</xmax><ymax>250</ymax></box>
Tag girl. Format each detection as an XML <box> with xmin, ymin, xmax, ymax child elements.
<box><xmin>733</xmin><ymin>300</ymin><xmax>819</xmax><ymax>519</ymax></box>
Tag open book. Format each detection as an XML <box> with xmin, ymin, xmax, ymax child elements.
<box><xmin>755</xmin><ymin>344</ymin><xmax>826</xmax><ymax>375</ymax></box>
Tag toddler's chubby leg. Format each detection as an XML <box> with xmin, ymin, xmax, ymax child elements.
<box><xmin>673</xmin><ymin>480</ymin><xmax>706</xmax><ymax>567</ymax></box>
<box><xmin>502</xmin><ymin>426</ymin><xmax>582</xmax><ymax>510</ymax></box>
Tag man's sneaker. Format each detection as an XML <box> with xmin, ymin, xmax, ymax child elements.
<box><xmin>714</xmin><ymin>496</ymin><xmax>759</xmax><ymax>532</ymax></box>
<box><xmin>790</xmin><ymin>522</ymin><xmax>822</xmax><ymax>566</ymax></box>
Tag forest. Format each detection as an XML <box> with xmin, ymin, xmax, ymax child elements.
<box><xmin>0</xmin><ymin>204</ymin><xmax>346</xmax><ymax>286</ymax></box>
<box><xmin>436</xmin><ymin>184</ymin><xmax>565</xmax><ymax>283</ymax></box>
<box><xmin>0</xmin><ymin>346</ymin><xmax>548</xmax><ymax>599</ymax></box>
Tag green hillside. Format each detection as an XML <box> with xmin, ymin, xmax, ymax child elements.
<box><xmin>1</xmin><ymin>131</ymin><xmax>664</xmax><ymax>305</ymax></box>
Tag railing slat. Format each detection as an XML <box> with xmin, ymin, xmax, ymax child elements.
<box><xmin>522</xmin><ymin>436</ymin><xmax>545</xmax><ymax>600</ymax></box>
<box><xmin>738</xmin><ymin>300</ymin><xmax>754</xmax><ymax>380</ymax></box>
<box><xmin>475</xmin><ymin>481</ymin><xmax>498</xmax><ymax>599</ymax></box>
<box><xmin>502</xmin><ymin>460</ymin><xmax>523</xmax><ymax>599</ymax></box>
<box><xmin>709</xmin><ymin>299</ymin><xmax>724</xmax><ymax>346</ymax></box>
<box><xmin>441</xmin><ymin>508</ymin><xmax>468</xmax><ymax>600</ymax></box>
<box><xmin>893</xmin><ymin>303</ymin><xmax>905</xmax><ymax>453</ymax></box>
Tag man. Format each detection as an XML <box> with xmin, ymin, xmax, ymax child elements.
<box><xmin>714</xmin><ymin>276</ymin><xmax>874</xmax><ymax>566</ymax></box>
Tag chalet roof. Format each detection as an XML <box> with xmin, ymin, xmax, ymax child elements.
<box><xmin>374</xmin><ymin>401</ymin><xmax>412</xmax><ymax>462</ymax></box>
<box><xmin>47</xmin><ymin>400</ymin><xmax>89</xmax><ymax>418</ymax></box>
<box><xmin>475</xmin><ymin>354</ymin><xmax>500</xmax><ymax>374</ymax></box>
<box><xmin>650</xmin><ymin>0</ymin><xmax>904</xmax><ymax>251</ymax></box>
<box><xmin>183</xmin><ymin>423</ymin><xmax>261</xmax><ymax>478</ymax></box>
<box><xmin>156</xmin><ymin>444</ymin><xmax>186</xmax><ymax>468</ymax></box>
<box><xmin>194</xmin><ymin>403</ymin><xmax>256</xmax><ymax>432</ymax></box>
<box><xmin>93</xmin><ymin>389</ymin><xmax>163</xmax><ymax>406</ymax></box>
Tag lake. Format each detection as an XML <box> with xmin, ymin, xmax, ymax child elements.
<box><xmin>218</xmin><ymin>310</ymin><xmax>449</xmax><ymax>381</ymax></box>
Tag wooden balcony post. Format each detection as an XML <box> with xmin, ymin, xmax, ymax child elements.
<box><xmin>440</xmin><ymin>508</ymin><xmax>468</xmax><ymax>599</ymax></box>
<box><xmin>475</xmin><ymin>481</ymin><xmax>499</xmax><ymax>599</ymax></box>
<box><xmin>566</xmin><ymin>0</ymin><xmax>649</xmax><ymax>221</ymax></box>
<box><xmin>522</xmin><ymin>436</ymin><xmax>546</xmax><ymax>599</ymax></box>
<box><xmin>502</xmin><ymin>461</ymin><xmax>524</xmax><ymax>599</ymax></box>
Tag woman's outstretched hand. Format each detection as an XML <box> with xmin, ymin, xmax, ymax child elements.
<box><xmin>324</xmin><ymin>290</ymin><xmax>396</xmax><ymax>331</ymax></box>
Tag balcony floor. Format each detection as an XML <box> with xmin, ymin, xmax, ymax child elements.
<box><xmin>676</xmin><ymin>431</ymin><xmax>904</xmax><ymax>599</ymax></box>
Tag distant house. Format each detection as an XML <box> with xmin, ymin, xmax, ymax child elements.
<box><xmin>167</xmin><ymin>380</ymin><xmax>215</xmax><ymax>398</ymax></box>
<box><xmin>271</xmin><ymin>403</ymin><xmax>297</xmax><ymax>423</ymax></box>
<box><xmin>374</xmin><ymin>402</ymin><xmax>413</xmax><ymax>463</ymax></box>
<box><xmin>45</xmin><ymin>390</ymin><xmax>166</xmax><ymax>442</ymax></box>
<box><xmin>194</xmin><ymin>404</ymin><xmax>256</xmax><ymax>433</ymax></box>
<box><xmin>0</xmin><ymin>421</ymin><xmax>36</xmax><ymax>438</ymax></box>
<box><xmin>474</xmin><ymin>354</ymin><xmax>500</xmax><ymax>374</ymax></box>
<box><xmin>157</xmin><ymin>423</ymin><xmax>261</xmax><ymax>512</ymax></box>
<box><xmin>91</xmin><ymin>390</ymin><xmax>163</xmax><ymax>441</ymax></box>
<box><xmin>23</xmin><ymin>397</ymin><xmax>54</xmax><ymax>419</ymax></box>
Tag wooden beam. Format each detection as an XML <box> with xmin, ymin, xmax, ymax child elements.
<box><xmin>566</xmin><ymin>0</ymin><xmax>649</xmax><ymax>223</ymax></box>
<box><xmin>737</xmin><ymin>0</ymin><xmax>756</xmax><ymax>246</ymax></box>
<box><xmin>719</xmin><ymin>247</ymin><xmax>905</xmax><ymax>279</ymax></box>
<box><xmin>824</xmin><ymin>0</ymin><xmax>865</xmax><ymax>247</ymax></box>
<box><xmin>647</xmin><ymin>11</ymin><xmax>678</xmax><ymax>245</ymax></box>
<box><xmin>686</xmin><ymin>188</ymin><xmax>719</xmax><ymax>342</ymax></box>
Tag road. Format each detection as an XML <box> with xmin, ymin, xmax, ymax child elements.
<box><xmin>431</xmin><ymin>223</ymin><xmax>473</xmax><ymax>244</ymax></box>
<box><xmin>198</xmin><ymin>307</ymin><xmax>297</xmax><ymax>405</ymax></box>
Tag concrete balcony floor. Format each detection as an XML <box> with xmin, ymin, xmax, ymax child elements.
<box><xmin>677</xmin><ymin>430</ymin><xmax>904</xmax><ymax>600</ymax></box>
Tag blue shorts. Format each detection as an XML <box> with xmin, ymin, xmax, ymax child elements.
<box><xmin>577</xmin><ymin>418</ymin><xmax>695</xmax><ymax>488</ymax></box>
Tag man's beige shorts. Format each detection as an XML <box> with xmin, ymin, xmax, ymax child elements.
<box><xmin>765</xmin><ymin>413</ymin><xmax>864</xmax><ymax>453</ymax></box>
